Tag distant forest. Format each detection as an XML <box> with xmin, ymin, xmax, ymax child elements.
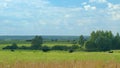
<box><xmin>2</xmin><ymin>30</ymin><xmax>120</xmax><ymax>52</ymax></box>
<box><xmin>0</xmin><ymin>36</ymin><xmax>83</xmax><ymax>41</ymax></box>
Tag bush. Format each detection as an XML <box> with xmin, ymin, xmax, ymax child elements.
<box><xmin>11</xmin><ymin>43</ymin><xmax>18</xmax><ymax>49</ymax></box>
<box><xmin>31</xmin><ymin>36</ymin><xmax>43</xmax><ymax>50</ymax></box>
<box><xmin>69</xmin><ymin>49</ymin><xmax>74</xmax><ymax>53</ymax></box>
<box><xmin>19</xmin><ymin>46</ymin><xmax>29</xmax><ymax>50</ymax></box>
<box><xmin>11</xmin><ymin>49</ymin><xmax>15</xmax><ymax>52</ymax></box>
<box><xmin>3</xmin><ymin>43</ymin><xmax>18</xmax><ymax>50</ymax></box>
<box><xmin>108</xmin><ymin>50</ymin><xmax>113</xmax><ymax>53</ymax></box>
<box><xmin>51</xmin><ymin>45</ymin><xmax>69</xmax><ymax>51</ymax></box>
<box><xmin>71</xmin><ymin>45</ymin><xmax>79</xmax><ymax>50</ymax></box>
<box><xmin>85</xmin><ymin>41</ymin><xmax>97</xmax><ymax>51</ymax></box>
<box><xmin>3</xmin><ymin>46</ymin><xmax>11</xmax><ymax>50</ymax></box>
<box><xmin>42</xmin><ymin>46</ymin><xmax>50</xmax><ymax>52</ymax></box>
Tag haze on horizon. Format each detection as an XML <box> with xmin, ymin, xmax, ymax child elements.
<box><xmin>0</xmin><ymin>0</ymin><xmax>120</xmax><ymax>36</ymax></box>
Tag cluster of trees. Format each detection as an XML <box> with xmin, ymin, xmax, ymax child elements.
<box><xmin>3</xmin><ymin>36</ymin><xmax>79</xmax><ymax>53</ymax></box>
<box><xmin>41</xmin><ymin>45</ymin><xmax>79</xmax><ymax>52</ymax></box>
<box><xmin>3</xmin><ymin>43</ymin><xmax>18</xmax><ymax>50</ymax></box>
<box><xmin>31</xmin><ymin>36</ymin><xmax>43</xmax><ymax>50</ymax></box>
<box><xmin>3</xmin><ymin>30</ymin><xmax>120</xmax><ymax>52</ymax></box>
<box><xmin>3</xmin><ymin>36</ymin><xmax>43</xmax><ymax>50</ymax></box>
<box><xmin>78</xmin><ymin>35</ymin><xmax>86</xmax><ymax>47</ymax></box>
<box><xmin>84</xmin><ymin>31</ymin><xmax>120</xmax><ymax>51</ymax></box>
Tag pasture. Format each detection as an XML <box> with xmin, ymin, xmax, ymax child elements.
<box><xmin>0</xmin><ymin>40</ymin><xmax>120</xmax><ymax>68</ymax></box>
<box><xmin>0</xmin><ymin>50</ymin><xmax>120</xmax><ymax>68</ymax></box>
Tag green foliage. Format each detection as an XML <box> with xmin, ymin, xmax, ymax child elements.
<box><xmin>72</xmin><ymin>40</ymin><xmax>77</xmax><ymax>45</ymax></box>
<box><xmin>31</xmin><ymin>36</ymin><xmax>43</xmax><ymax>50</ymax></box>
<box><xmin>68</xmin><ymin>49</ymin><xmax>74</xmax><ymax>53</ymax></box>
<box><xmin>19</xmin><ymin>46</ymin><xmax>29</xmax><ymax>50</ymax></box>
<box><xmin>1</xmin><ymin>30</ymin><xmax>120</xmax><ymax>52</ymax></box>
<box><xmin>70</xmin><ymin>45</ymin><xmax>79</xmax><ymax>50</ymax></box>
<box><xmin>85</xmin><ymin>30</ymin><xmax>115</xmax><ymax>51</ymax></box>
<box><xmin>3</xmin><ymin>43</ymin><xmax>18</xmax><ymax>50</ymax></box>
<box><xmin>79</xmin><ymin>35</ymin><xmax>85</xmax><ymax>47</ymax></box>
<box><xmin>51</xmin><ymin>45</ymin><xmax>70</xmax><ymax>51</ymax></box>
<box><xmin>112</xmin><ymin>33</ymin><xmax>120</xmax><ymax>49</ymax></box>
<box><xmin>42</xmin><ymin>46</ymin><xmax>50</xmax><ymax>52</ymax></box>
<box><xmin>85</xmin><ymin>40</ymin><xmax>97</xmax><ymax>51</ymax></box>
<box><xmin>96</xmin><ymin>36</ymin><xmax>111</xmax><ymax>51</ymax></box>
<box><xmin>11</xmin><ymin>43</ymin><xmax>18</xmax><ymax>49</ymax></box>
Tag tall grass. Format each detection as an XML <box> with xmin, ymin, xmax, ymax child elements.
<box><xmin>0</xmin><ymin>50</ymin><xmax>120</xmax><ymax>62</ymax></box>
<box><xmin>0</xmin><ymin>61</ymin><xmax>120</xmax><ymax>68</ymax></box>
<box><xmin>1</xmin><ymin>49</ymin><xmax>120</xmax><ymax>68</ymax></box>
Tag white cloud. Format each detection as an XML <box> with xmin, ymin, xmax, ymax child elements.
<box><xmin>64</xmin><ymin>14</ymin><xmax>71</xmax><ymax>18</ymax></box>
<box><xmin>89</xmin><ymin>0</ymin><xmax>107</xmax><ymax>3</ymax></box>
<box><xmin>81</xmin><ymin>2</ymin><xmax>87</xmax><ymax>5</ymax></box>
<box><xmin>84</xmin><ymin>5</ymin><xmax>96</xmax><ymax>10</ymax></box>
<box><xmin>0</xmin><ymin>0</ymin><xmax>120</xmax><ymax>35</ymax></box>
<box><xmin>107</xmin><ymin>3</ymin><xmax>120</xmax><ymax>21</ymax></box>
<box><xmin>108</xmin><ymin>11</ymin><xmax>120</xmax><ymax>21</ymax></box>
<box><xmin>0</xmin><ymin>0</ymin><xmax>13</xmax><ymax>8</ymax></box>
<box><xmin>107</xmin><ymin>3</ymin><xmax>120</xmax><ymax>10</ymax></box>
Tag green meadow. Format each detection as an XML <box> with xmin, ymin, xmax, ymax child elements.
<box><xmin>0</xmin><ymin>37</ymin><xmax>120</xmax><ymax>68</ymax></box>
<box><xmin>0</xmin><ymin>50</ymin><xmax>120</xmax><ymax>63</ymax></box>
<box><xmin>1</xmin><ymin>44</ymin><xmax>120</xmax><ymax>63</ymax></box>
<box><xmin>0</xmin><ymin>40</ymin><xmax>120</xmax><ymax>62</ymax></box>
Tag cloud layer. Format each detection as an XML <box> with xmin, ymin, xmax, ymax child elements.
<box><xmin>0</xmin><ymin>0</ymin><xmax>120</xmax><ymax>35</ymax></box>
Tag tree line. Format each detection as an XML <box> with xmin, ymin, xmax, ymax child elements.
<box><xmin>3</xmin><ymin>36</ymin><xmax>78</xmax><ymax>53</ymax></box>
<box><xmin>80</xmin><ymin>30</ymin><xmax>120</xmax><ymax>51</ymax></box>
<box><xmin>3</xmin><ymin>30</ymin><xmax>120</xmax><ymax>52</ymax></box>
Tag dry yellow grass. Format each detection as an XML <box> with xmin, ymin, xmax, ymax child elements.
<box><xmin>0</xmin><ymin>61</ymin><xmax>120</xmax><ymax>68</ymax></box>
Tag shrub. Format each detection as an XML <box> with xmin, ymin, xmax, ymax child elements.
<box><xmin>19</xmin><ymin>46</ymin><xmax>29</xmax><ymax>50</ymax></box>
<box><xmin>11</xmin><ymin>49</ymin><xmax>15</xmax><ymax>52</ymax></box>
<box><xmin>2</xmin><ymin>46</ymin><xmax>11</xmax><ymax>50</ymax></box>
<box><xmin>69</xmin><ymin>49</ymin><xmax>74</xmax><ymax>53</ymax></box>
<box><xmin>42</xmin><ymin>46</ymin><xmax>50</xmax><ymax>52</ymax></box>
<box><xmin>31</xmin><ymin>36</ymin><xmax>43</xmax><ymax>50</ymax></box>
<box><xmin>71</xmin><ymin>45</ymin><xmax>79</xmax><ymax>50</ymax></box>
<box><xmin>10</xmin><ymin>43</ymin><xmax>18</xmax><ymax>49</ymax></box>
<box><xmin>51</xmin><ymin>45</ymin><xmax>69</xmax><ymax>51</ymax></box>
<box><xmin>108</xmin><ymin>50</ymin><xmax>113</xmax><ymax>53</ymax></box>
<box><xmin>3</xmin><ymin>43</ymin><xmax>18</xmax><ymax>50</ymax></box>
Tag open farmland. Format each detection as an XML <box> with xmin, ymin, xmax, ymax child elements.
<box><xmin>0</xmin><ymin>34</ymin><xmax>120</xmax><ymax>68</ymax></box>
<box><xmin>0</xmin><ymin>50</ymin><xmax>120</xmax><ymax>68</ymax></box>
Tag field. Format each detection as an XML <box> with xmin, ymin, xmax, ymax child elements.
<box><xmin>1</xmin><ymin>49</ymin><xmax>120</xmax><ymax>68</ymax></box>
<box><xmin>0</xmin><ymin>39</ymin><xmax>120</xmax><ymax>68</ymax></box>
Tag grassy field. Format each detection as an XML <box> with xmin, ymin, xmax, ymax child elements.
<box><xmin>1</xmin><ymin>50</ymin><xmax>120</xmax><ymax>62</ymax></box>
<box><xmin>1</xmin><ymin>42</ymin><xmax>120</xmax><ymax>68</ymax></box>
<box><xmin>0</xmin><ymin>50</ymin><xmax>120</xmax><ymax>68</ymax></box>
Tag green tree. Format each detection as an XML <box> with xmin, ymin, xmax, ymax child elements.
<box><xmin>85</xmin><ymin>40</ymin><xmax>97</xmax><ymax>51</ymax></box>
<box><xmin>72</xmin><ymin>40</ymin><xmax>77</xmax><ymax>45</ymax></box>
<box><xmin>3</xmin><ymin>43</ymin><xmax>18</xmax><ymax>50</ymax></box>
<box><xmin>95</xmin><ymin>36</ymin><xmax>111</xmax><ymax>51</ymax></box>
<box><xmin>11</xmin><ymin>43</ymin><xmax>18</xmax><ymax>49</ymax></box>
<box><xmin>85</xmin><ymin>30</ymin><xmax>113</xmax><ymax>51</ymax></box>
<box><xmin>31</xmin><ymin>36</ymin><xmax>43</xmax><ymax>50</ymax></box>
<box><xmin>113</xmin><ymin>33</ymin><xmax>120</xmax><ymax>49</ymax></box>
<box><xmin>79</xmin><ymin>35</ymin><xmax>85</xmax><ymax>47</ymax></box>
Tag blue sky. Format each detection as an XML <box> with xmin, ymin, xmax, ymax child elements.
<box><xmin>0</xmin><ymin>0</ymin><xmax>120</xmax><ymax>35</ymax></box>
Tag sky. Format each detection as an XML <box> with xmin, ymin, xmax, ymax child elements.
<box><xmin>0</xmin><ymin>0</ymin><xmax>120</xmax><ymax>36</ymax></box>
